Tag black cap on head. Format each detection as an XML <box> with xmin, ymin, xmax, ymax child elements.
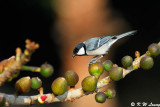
<box><xmin>72</xmin><ymin>43</ymin><xmax>85</xmax><ymax>58</ymax></box>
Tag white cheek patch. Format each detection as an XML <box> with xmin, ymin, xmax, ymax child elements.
<box><xmin>77</xmin><ymin>47</ymin><xmax>85</xmax><ymax>55</ymax></box>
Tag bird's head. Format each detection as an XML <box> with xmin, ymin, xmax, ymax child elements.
<box><xmin>72</xmin><ymin>43</ymin><xmax>86</xmax><ymax>58</ymax></box>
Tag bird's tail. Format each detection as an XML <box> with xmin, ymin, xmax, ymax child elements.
<box><xmin>116</xmin><ymin>30</ymin><xmax>137</xmax><ymax>39</ymax></box>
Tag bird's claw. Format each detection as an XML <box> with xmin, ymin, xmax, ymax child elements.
<box><xmin>88</xmin><ymin>58</ymin><xmax>101</xmax><ymax>65</ymax></box>
<box><xmin>88</xmin><ymin>55</ymin><xmax>104</xmax><ymax>65</ymax></box>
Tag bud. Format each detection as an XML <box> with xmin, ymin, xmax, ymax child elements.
<box><xmin>82</xmin><ymin>76</ymin><xmax>97</xmax><ymax>92</ymax></box>
<box><xmin>104</xmin><ymin>89</ymin><xmax>116</xmax><ymax>99</ymax></box>
<box><xmin>15</xmin><ymin>76</ymin><xmax>31</xmax><ymax>94</ymax></box>
<box><xmin>89</xmin><ymin>62</ymin><xmax>103</xmax><ymax>78</ymax></box>
<box><xmin>31</xmin><ymin>77</ymin><xmax>42</xmax><ymax>89</ymax></box>
<box><xmin>51</xmin><ymin>77</ymin><xmax>68</xmax><ymax>95</ymax></box>
<box><xmin>40</xmin><ymin>64</ymin><xmax>54</xmax><ymax>78</ymax></box>
<box><xmin>109</xmin><ymin>67</ymin><xmax>123</xmax><ymax>81</ymax></box>
<box><xmin>64</xmin><ymin>70</ymin><xmax>79</xmax><ymax>87</ymax></box>
<box><xmin>38</xmin><ymin>95</ymin><xmax>47</xmax><ymax>104</ymax></box>
<box><xmin>121</xmin><ymin>56</ymin><xmax>133</xmax><ymax>68</ymax></box>
<box><xmin>140</xmin><ymin>56</ymin><xmax>154</xmax><ymax>70</ymax></box>
<box><xmin>148</xmin><ymin>43</ymin><xmax>160</xmax><ymax>57</ymax></box>
<box><xmin>103</xmin><ymin>60</ymin><xmax>113</xmax><ymax>72</ymax></box>
<box><xmin>95</xmin><ymin>92</ymin><xmax>107</xmax><ymax>103</ymax></box>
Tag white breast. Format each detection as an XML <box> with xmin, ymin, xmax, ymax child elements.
<box><xmin>86</xmin><ymin>43</ymin><xmax>109</xmax><ymax>55</ymax></box>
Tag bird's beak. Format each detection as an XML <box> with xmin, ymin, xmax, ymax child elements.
<box><xmin>72</xmin><ymin>54</ymin><xmax>76</xmax><ymax>58</ymax></box>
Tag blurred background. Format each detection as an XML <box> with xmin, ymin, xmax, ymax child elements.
<box><xmin>0</xmin><ymin>0</ymin><xmax>160</xmax><ymax>107</ymax></box>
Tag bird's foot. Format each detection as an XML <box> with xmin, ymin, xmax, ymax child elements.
<box><xmin>88</xmin><ymin>55</ymin><xmax>104</xmax><ymax>65</ymax></box>
<box><xmin>88</xmin><ymin>58</ymin><xmax>101</xmax><ymax>65</ymax></box>
<box><xmin>88</xmin><ymin>58</ymin><xmax>97</xmax><ymax>65</ymax></box>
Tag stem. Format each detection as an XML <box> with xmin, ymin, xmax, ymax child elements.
<box><xmin>0</xmin><ymin>39</ymin><xmax>39</xmax><ymax>86</ymax></box>
<box><xmin>21</xmin><ymin>65</ymin><xmax>41</xmax><ymax>72</ymax></box>
<box><xmin>0</xmin><ymin>41</ymin><xmax>159</xmax><ymax>106</ymax></box>
<box><xmin>1</xmin><ymin>76</ymin><xmax>111</xmax><ymax>106</ymax></box>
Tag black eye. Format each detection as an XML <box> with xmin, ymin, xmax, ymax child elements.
<box><xmin>74</xmin><ymin>48</ymin><xmax>79</xmax><ymax>53</ymax></box>
<box><xmin>75</xmin><ymin>48</ymin><xmax>79</xmax><ymax>52</ymax></box>
<box><xmin>76</xmin><ymin>48</ymin><xmax>79</xmax><ymax>52</ymax></box>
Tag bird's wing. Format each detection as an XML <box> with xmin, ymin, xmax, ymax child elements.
<box><xmin>85</xmin><ymin>36</ymin><xmax>114</xmax><ymax>51</ymax></box>
<box><xmin>85</xmin><ymin>30</ymin><xmax>136</xmax><ymax>51</ymax></box>
<box><xmin>99</xmin><ymin>36</ymin><xmax>114</xmax><ymax>47</ymax></box>
<box><xmin>84</xmin><ymin>37</ymin><xmax>100</xmax><ymax>51</ymax></box>
<box><xmin>99</xmin><ymin>30</ymin><xmax>137</xmax><ymax>47</ymax></box>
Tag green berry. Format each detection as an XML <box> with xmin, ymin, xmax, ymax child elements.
<box><xmin>0</xmin><ymin>95</ymin><xmax>6</xmax><ymax>107</ymax></box>
<box><xmin>15</xmin><ymin>76</ymin><xmax>31</xmax><ymax>94</ymax></box>
<box><xmin>89</xmin><ymin>62</ymin><xmax>104</xmax><ymax>78</ymax></box>
<box><xmin>103</xmin><ymin>60</ymin><xmax>113</xmax><ymax>72</ymax></box>
<box><xmin>105</xmin><ymin>89</ymin><xmax>116</xmax><ymax>99</ymax></box>
<box><xmin>31</xmin><ymin>77</ymin><xmax>42</xmax><ymax>89</ymax></box>
<box><xmin>64</xmin><ymin>70</ymin><xmax>79</xmax><ymax>87</ymax></box>
<box><xmin>95</xmin><ymin>92</ymin><xmax>107</xmax><ymax>103</ymax></box>
<box><xmin>51</xmin><ymin>77</ymin><xmax>68</xmax><ymax>95</ymax></box>
<box><xmin>109</xmin><ymin>67</ymin><xmax>123</xmax><ymax>81</ymax></box>
<box><xmin>40</xmin><ymin>64</ymin><xmax>54</xmax><ymax>78</ymax></box>
<box><xmin>146</xmin><ymin>51</ymin><xmax>151</xmax><ymax>56</ymax></box>
<box><xmin>82</xmin><ymin>76</ymin><xmax>97</xmax><ymax>92</ymax></box>
<box><xmin>148</xmin><ymin>43</ymin><xmax>160</xmax><ymax>57</ymax></box>
<box><xmin>121</xmin><ymin>56</ymin><xmax>133</xmax><ymax>68</ymax></box>
<box><xmin>140</xmin><ymin>56</ymin><xmax>154</xmax><ymax>70</ymax></box>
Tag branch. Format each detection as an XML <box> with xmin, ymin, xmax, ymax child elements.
<box><xmin>1</xmin><ymin>40</ymin><xmax>159</xmax><ymax>106</ymax></box>
<box><xmin>0</xmin><ymin>39</ymin><xmax>39</xmax><ymax>86</ymax></box>
<box><xmin>1</xmin><ymin>76</ymin><xmax>111</xmax><ymax>106</ymax></box>
<box><xmin>0</xmin><ymin>50</ymin><xmax>149</xmax><ymax>106</ymax></box>
<box><xmin>21</xmin><ymin>65</ymin><xmax>41</xmax><ymax>72</ymax></box>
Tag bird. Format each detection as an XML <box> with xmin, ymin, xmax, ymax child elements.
<box><xmin>72</xmin><ymin>30</ymin><xmax>137</xmax><ymax>64</ymax></box>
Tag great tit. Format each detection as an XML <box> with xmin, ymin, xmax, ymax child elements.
<box><xmin>73</xmin><ymin>30</ymin><xmax>137</xmax><ymax>64</ymax></box>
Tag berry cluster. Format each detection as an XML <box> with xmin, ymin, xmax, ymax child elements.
<box><xmin>1</xmin><ymin>42</ymin><xmax>160</xmax><ymax>106</ymax></box>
